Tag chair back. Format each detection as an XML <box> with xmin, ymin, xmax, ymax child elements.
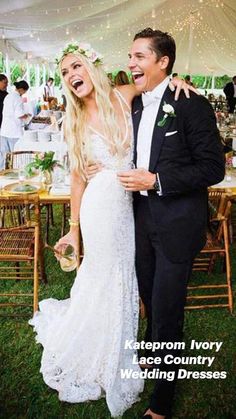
<box><xmin>0</xmin><ymin>194</ymin><xmax>40</xmax><ymax>229</ymax></box>
<box><xmin>5</xmin><ymin>151</ymin><xmax>37</xmax><ymax>170</ymax></box>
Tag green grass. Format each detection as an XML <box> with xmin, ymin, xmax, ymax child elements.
<box><xmin>0</xmin><ymin>206</ymin><xmax>236</xmax><ymax>419</ymax></box>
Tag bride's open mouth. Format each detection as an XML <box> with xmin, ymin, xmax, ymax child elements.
<box><xmin>71</xmin><ymin>79</ymin><xmax>84</xmax><ymax>90</ymax></box>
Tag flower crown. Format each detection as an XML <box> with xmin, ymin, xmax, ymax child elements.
<box><xmin>56</xmin><ymin>42</ymin><xmax>103</xmax><ymax>66</ymax></box>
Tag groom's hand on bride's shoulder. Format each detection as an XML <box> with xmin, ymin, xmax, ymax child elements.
<box><xmin>85</xmin><ymin>161</ymin><xmax>103</xmax><ymax>181</ymax></box>
<box><xmin>170</xmin><ymin>77</ymin><xmax>200</xmax><ymax>100</ymax></box>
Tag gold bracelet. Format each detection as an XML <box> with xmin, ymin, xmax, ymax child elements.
<box><xmin>69</xmin><ymin>219</ymin><xmax>79</xmax><ymax>227</ymax></box>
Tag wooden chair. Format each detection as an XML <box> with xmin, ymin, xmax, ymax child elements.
<box><xmin>0</xmin><ymin>194</ymin><xmax>46</xmax><ymax>315</ymax></box>
<box><xmin>187</xmin><ymin>192</ymin><xmax>233</xmax><ymax>312</ymax></box>
<box><xmin>5</xmin><ymin>151</ymin><xmax>37</xmax><ymax>169</ymax></box>
<box><xmin>5</xmin><ymin>151</ymin><xmax>54</xmax><ymax>243</ymax></box>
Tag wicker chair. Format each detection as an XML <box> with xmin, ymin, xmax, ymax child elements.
<box><xmin>5</xmin><ymin>151</ymin><xmax>37</xmax><ymax>169</ymax></box>
<box><xmin>5</xmin><ymin>151</ymin><xmax>54</xmax><ymax>243</ymax></box>
<box><xmin>0</xmin><ymin>194</ymin><xmax>46</xmax><ymax>315</ymax></box>
<box><xmin>187</xmin><ymin>192</ymin><xmax>233</xmax><ymax>312</ymax></box>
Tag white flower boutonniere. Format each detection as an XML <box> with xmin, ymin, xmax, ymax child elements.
<box><xmin>158</xmin><ymin>102</ymin><xmax>176</xmax><ymax>127</ymax></box>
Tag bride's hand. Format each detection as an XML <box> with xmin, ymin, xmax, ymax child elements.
<box><xmin>85</xmin><ymin>161</ymin><xmax>103</xmax><ymax>181</ymax></box>
<box><xmin>169</xmin><ymin>77</ymin><xmax>200</xmax><ymax>100</ymax></box>
<box><xmin>54</xmin><ymin>230</ymin><xmax>79</xmax><ymax>259</ymax></box>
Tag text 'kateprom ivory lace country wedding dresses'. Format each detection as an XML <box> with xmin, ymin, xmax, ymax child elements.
<box><xmin>29</xmin><ymin>90</ymin><xmax>144</xmax><ymax>417</ymax></box>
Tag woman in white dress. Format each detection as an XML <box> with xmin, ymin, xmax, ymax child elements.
<box><xmin>30</xmin><ymin>43</ymin><xmax>144</xmax><ymax>418</ymax></box>
<box><xmin>29</xmin><ymin>43</ymin><xmax>193</xmax><ymax>417</ymax></box>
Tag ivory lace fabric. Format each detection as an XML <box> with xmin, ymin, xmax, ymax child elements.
<box><xmin>29</xmin><ymin>95</ymin><xmax>144</xmax><ymax>417</ymax></box>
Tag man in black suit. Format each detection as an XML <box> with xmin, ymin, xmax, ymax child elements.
<box><xmin>223</xmin><ymin>76</ymin><xmax>236</xmax><ymax>113</ymax></box>
<box><xmin>118</xmin><ymin>28</ymin><xmax>225</xmax><ymax>419</ymax></box>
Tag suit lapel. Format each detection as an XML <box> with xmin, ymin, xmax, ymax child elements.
<box><xmin>131</xmin><ymin>96</ymin><xmax>143</xmax><ymax>165</ymax></box>
<box><xmin>149</xmin><ymin>86</ymin><xmax>175</xmax><ymax>172</ymax></box>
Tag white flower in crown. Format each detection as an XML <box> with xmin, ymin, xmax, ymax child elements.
<box><xmin>158</xmin><ymin>101</ymin><xmax>176</xmax><ymax>127</ymax></box>
<box><xmin>55</xmin><ymin>42</ymin><xmax>103</xmax><ymax>66</ymax></box>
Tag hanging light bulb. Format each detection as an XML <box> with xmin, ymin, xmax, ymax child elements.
<box><xmin>151</xmin><ymin>9</ymin><xmax>156</xmax><ymax>18</ymax></box>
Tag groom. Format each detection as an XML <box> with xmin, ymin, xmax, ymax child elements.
<box><xmin>118</xmin><ymin>28</ymin><xmax>225</xmax><ymax>418</ymax></box>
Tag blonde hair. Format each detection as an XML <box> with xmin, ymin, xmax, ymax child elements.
<box><xmin>59</xmin><ymin>52</ymin><xmax>129</xmax><ymax>177</ymax></box>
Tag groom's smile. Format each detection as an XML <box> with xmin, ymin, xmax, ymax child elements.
<box><xmin>128</xmin><ymin>38</ymin><xmax>169</xmax><ymax>92</ymax></box>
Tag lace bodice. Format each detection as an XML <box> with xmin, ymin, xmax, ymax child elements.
<box><xmin>90</xmin><ymin>133</ymin><xmax>133</xmax><ymax>171</ymax></box>
<box><xmin>88</xmin><ymin>88</ymin><xmax>134</xmax><ymax>171</ymax></box>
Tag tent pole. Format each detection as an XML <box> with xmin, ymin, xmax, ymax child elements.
<box><xmin>5</xmin><ymin>53</ymin><xmax>10</xmax><ymax>82</ymax></box>
<box><xmin>185</xmin><ymin>12</ymin><xmax>194</xmax><ymax>75</ymax></box>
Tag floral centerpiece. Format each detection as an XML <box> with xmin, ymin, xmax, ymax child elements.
<box><xmin>25</xmin><ymin>151</ymin><xmax>61</xmax><ymax>184</ymax></box>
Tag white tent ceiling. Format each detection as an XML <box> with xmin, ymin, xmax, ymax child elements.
<box><xmin>0</xmin><ymin>0</ymin><xmax>235</xmax><ymax>75</ymax></box>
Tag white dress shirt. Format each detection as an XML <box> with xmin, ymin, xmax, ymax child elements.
<box><xmin>233</xmin><ymin>83</ymin><xmax>236</xmax><ymax>98</ymax></box>
<box><xmin>137</xmin><ymin>76</ymin><xmax>170</xmax><ymax>196</ymax></box>
<box><xmin>1</xmin><ymin>91</ymin><xmax>24</xmax><ymax>138</ymax></box>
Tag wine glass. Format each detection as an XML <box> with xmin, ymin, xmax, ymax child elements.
<box><xmin>18</xmin><ymin>169</ymin><xmax>26</xmax><ymax>185</ymax></box>
<box><xmin>59</xmin><ymin>244</ymin><xmax>77</xmax><ymax>272</ymax></box>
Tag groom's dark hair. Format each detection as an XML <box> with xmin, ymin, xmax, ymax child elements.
<box><xmin>133</xmin><ymin>28</ymin><xmax>176</xmax><ymax>75</ymax></box>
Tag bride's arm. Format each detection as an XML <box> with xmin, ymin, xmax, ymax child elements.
<box><xmin>116</xmin><ymin>77</ymin><xmax>199</xmax><ymax>104</ymax></box>
<box><xmin>55</xmin><ymin>169</ymin><xmax>86</xmax><ymax>255</ymax></box>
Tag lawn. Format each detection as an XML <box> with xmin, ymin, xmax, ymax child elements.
<box><xmin>0</xmin><ymin>206</ymin><xmax>235</xmax><ymax>419</ymax></box>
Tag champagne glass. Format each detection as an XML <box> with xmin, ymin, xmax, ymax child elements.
<box><xmin>59</xmin><ymin>244</ymin><xmax>77</xmax><ymax>272</ymax></box>
<box><xmin>18</xmin><ymin>169</ymin><xmax>26</xmax><ymax>186</ymax></box>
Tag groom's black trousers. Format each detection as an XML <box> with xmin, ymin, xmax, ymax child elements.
<box><xmin>134</xmin><ymin>195</ymin><xmax>193</xmax><ymax>416</ymax></box>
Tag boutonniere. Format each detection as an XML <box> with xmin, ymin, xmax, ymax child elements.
<box><xmin>158</xmin><ymin>102</ymin><xmax>176</xmax><ymax>127</ymax></box>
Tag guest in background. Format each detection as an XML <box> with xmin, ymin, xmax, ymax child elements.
<box><xmin>107</xmin><ymin>72</ymin><xmax>115</xmax><ymax>87</ymax></box>
<box><xmin>114</xmin><ymin>70</ymin><xmax>130</xmax><ymax>85</ymax></box>
<box><xmin>223</xmin><ymin>75</ymin><xmax>236</xmax><ymax>113</ymax></box>
<box><xmin>43</xmin><ymin>77</ymin><xmax>55</xmax><ymax>102</ymax></box>
<box><xmin>0</xmin><ymin>80</ymin><xmax>30</xmax><ymax>169</ymax></box>
<box><xmin>184</xmin><ymin>74</ymin><xmax>195</xmax><ymax>87</ymax></box>
<box><xmin>0</xmin><ymin>74</ymin><xmax>8</xmax><ymax>128</ymax></box>
<box><xmin>0</xmin><ymin>74</ymin><xmax>8</xmax><ymax>169</ymax></box>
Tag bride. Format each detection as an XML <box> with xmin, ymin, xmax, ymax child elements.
<box><xmin>30</xmin><ymin>42</ymin><xmax>144</xmax><ymax>417</ymax></box>
<box><xmin>29</xmin><ymin>42</ymin><xmax>192</xmax><ymax>417</ymax></box>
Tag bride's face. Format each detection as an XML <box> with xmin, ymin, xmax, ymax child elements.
<box><xmin>61</xmin><ymin>54</ymin><xmax>94</xmax><ymax>99</ymax></box>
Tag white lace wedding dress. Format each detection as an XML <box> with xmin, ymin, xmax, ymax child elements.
<box><xmin>29</xmin><ymin>90</ymin><xmax>144</xmax><ymax>418</ymax></box>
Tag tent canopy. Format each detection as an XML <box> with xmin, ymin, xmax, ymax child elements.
<box><xmin>0</xmin><ymin>0</ymin><xmax>235</xmax><ymax>75</ymax></box>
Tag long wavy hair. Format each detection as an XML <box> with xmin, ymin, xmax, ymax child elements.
<box><xmin>59</xmin><ymin>52</ymin><xmax>129</xmax><ymax>177</ymax></box>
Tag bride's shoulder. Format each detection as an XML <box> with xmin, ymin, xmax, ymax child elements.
<box><xmin>115</xmin><ymin>84</ymin><xmax>139</xmax><ymax>106</ymax></box>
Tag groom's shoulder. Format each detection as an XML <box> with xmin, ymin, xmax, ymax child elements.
<box><xmin>177</xmin><ymin>91</ymin><xmax>213</xmax><ymax>113</ymax></box>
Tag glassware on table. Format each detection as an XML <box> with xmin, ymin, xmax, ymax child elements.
<box><xmin>18</xmin><ymin>169</ymin><xmax>26</xmax><ymax>184</ymax></box>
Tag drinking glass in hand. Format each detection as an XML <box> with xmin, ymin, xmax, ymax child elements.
<box><xmin>59</xmin><ymin>244</ymin><xmax>77</xmax><ymax>272</ymax></box>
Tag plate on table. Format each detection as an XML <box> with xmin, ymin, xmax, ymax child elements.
<box><xmin>3</xmin><ymin>182</ymin><xmax>41</xmax><ymax>194</ymax></box>
<box><xmin>0</xmin><ymin>170</ymin><xmax>19</xmax><ymax>179</ymax></box>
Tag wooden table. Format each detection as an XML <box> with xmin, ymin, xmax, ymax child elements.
<box><xmin>211</xmin><ymin>172</ymin><xmax>236</xmax><ymax>198</ymax></box>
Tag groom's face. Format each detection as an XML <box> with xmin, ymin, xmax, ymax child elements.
<box><xmin>128</xmin><ymin>38</ymin><xmax>169</xmax><ymax>92</ymax></box>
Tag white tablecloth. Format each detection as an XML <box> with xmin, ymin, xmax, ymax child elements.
<box><xmin>14</xmin><ymin>139</ymin><xmax>68</xmax><ymax>161</ymax></box>
<box><xmin>212</xmin><ymin>173</ymin><xmax>236</xmax><ymax>189</ymax></box>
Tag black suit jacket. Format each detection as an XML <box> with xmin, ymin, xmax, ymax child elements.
<box><xmin>223</xmin><ymin>82</ymin><xmax>235</xmax><ymax>98</ymax></box>
<box><xmin>132</xmin><ymin>87</ymin><xmax>225</xmax><ymax>263</ymax></box>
